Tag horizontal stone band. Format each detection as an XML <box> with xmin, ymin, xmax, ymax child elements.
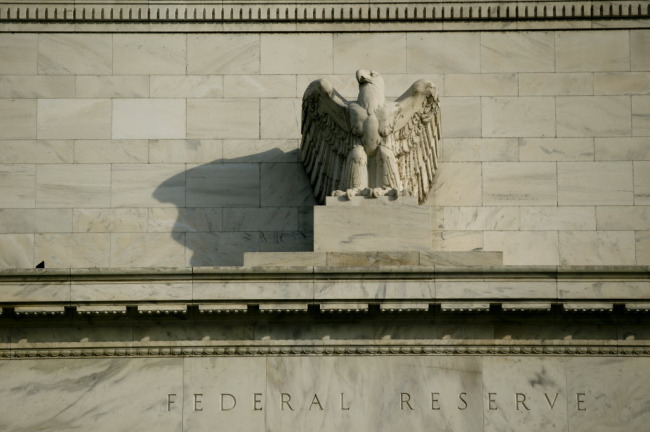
<box><xmin>0</xmin><ymin>1</ymin><xmax>648</xmax><ymax>31</ymax></box>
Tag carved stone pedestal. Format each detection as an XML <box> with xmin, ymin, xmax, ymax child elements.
<box><xmin>314</xmin><ymin>196</ymin><xmax>434</xmax><ymax>252</ymax></box>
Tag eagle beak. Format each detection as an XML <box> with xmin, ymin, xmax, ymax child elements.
<box><xmin>356</xmin><ymin>69</ymin><xmax>370</xmax><ymax>84</ymax></box>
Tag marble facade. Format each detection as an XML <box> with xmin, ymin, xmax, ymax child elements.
<box><xmin>0</xmin><ymin>1</ymin><xmax>649</xmax><ymax>431</ymax></box>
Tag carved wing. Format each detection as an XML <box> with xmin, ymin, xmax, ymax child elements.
<box><xmin>391</xmin><ymin>79</ymin><xmax>441</xmax><ymax>204</ymax></box>
<box><xmin>301</xmin><ymin>79</ymin><xmax>353</xmax><ymax>203</ymax></box>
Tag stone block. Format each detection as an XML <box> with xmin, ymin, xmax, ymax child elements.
<box><xmin>428</xmin><ymin>162</ymin><xmax>482</xmax><ymax>206</ymax></box>
<box><xmin>484</xmin><ymin>231</ymin><xmax>559</xmax><ymax>265</ymax></box>
<box><xmin>259</xmin><ymin>231</ymin><xmax>312</xmax><ymax>252</ymax></box>
<box><xmin>420</xmin><ymin>251</ymin><xmax>503</xmax><ymax>266</ymax></box>
<box><xmin>260</xmin><ymin>98</ymin><xmax>301</xmax><ymax>139</ymax></box>
<box><xmin>0</xmin><ymin>34</ymin><xmax>37</xmax><ymax>74</ymax></box>
<box><xmin>111</xmin><ymin>233</ymin><xmax>186</xmax><ymax>267</ymax></box>
<box><xmin>261</xmin><ymin>34</ymin><xmax>332</xmax><ymax>74</ymax></box>
<box><xmin>0</xmin><ymin>210</ymin><xmax>36</xmax><ymax>233</ymax></box>
<box><xmin>597</xmin><ymin>206</ymin><xmax>650</xmax><ymax>230</ymax></box>
<box><xmin>520</xmin><ymin>207</ymin><xmax>596</xmax><ymax>230</ymax></box>
<box><xmin>634</xmin><ymin>161</ymin><xmax>650</xmax><ymax>204</ymax></box>
<box><xmin>595</xmin><ymin>72</ymin><xmax>650</xmax><ymax>95</ymax></box>
<box><xmin>187</xmin><ymin>232</ymin><xmax>260</xmax><ymax>266</ymax></box>
<box><xmin>432</xmin><ymin>231</ymin><xmax>484</xmax><ymax>251</ymax></box>
<box><xmin>113</xmin><ymin>34</ymin><xmax>186</xmax><ymax>75</ymax></box>
<box><xmin>333</xmin><ymin>33</ymin><xmax>406</xmax><ymax>74</ymax></box>
<box><xmin>444</xmin><ymin>73</ymin><xmax>517</xmax><ymax>97</ymax></box>
<box><xmin>595</xmin><ymin>138</ymin><xmax>650</xmax><ymax>160</ymax></box>
<box><xmin>637</xmin><ymin>231</ymin><xmax>650</xmax><ymax>265</ymax></box>
<box><xmin>73</xmin><ymin>209</ymin><xmax>148</xmax><ymax>232</ymax></box>
<box><xmin>34</xmin><ymin>209</ymin><xmax>72</xmax><ymax>233</ymax></box>
<box><xmin>558</xmin><ymin>162</ymin><xmax>633</xmax><ymax>205</ymax></box>
<box><xmin>243</xmin><ymin>251</ymin><xmax>326</xmax><ymax>267</ymax></box>
<box><xmin>148</xmin><ymin>208</ymin><xmax>222</xmax><ymax>233</ymax></box>
<box><xmin>632</xmin><ymin>95</ymin><xmax>650</xmax><ymax>136</ymax></box>
<box><xmin>149</xmin><ymin>140</ymin><xmax>223</xmax><ymax>164</ymax></box>
<box><xmin>441</xmin><ymin>97</ymin><xmax>481</xmax><ymax>137</ymax></box>
<box><xmin>37</xmin><ymin>99</ymin><xmax>111</xmax><ymax>139</ymax></box>
<box><xmin>183</xmin><ymin>358</ymin><xmax>265</xmax><ymax>432</ymax></box>
<box><xmin>74</xmin><ymin>140</ymin><xmax>149</xmax><ymax>164</ymax></box>
<box><xmin>441</xmin><ymin>138</ymin><xmax>518</xmax><ymax>162</ymax></box>
<box><xmin>0</xmin><ymin>164</ymin><xmax>35</xmax><ymax>208</ymax></box>
<box><xmin>557</xmin><ymin>96</ymin><xmax>631</xmax><ymax>137</ymax></box>
<box><xmin>75</xmin><ymin>75</ymin><xmax>150</xmax><ymax>98</ymax></box>
<box><xmin>113</xmin><ymin>164</ymin><xmax>185</xmax><ymax>208</ymax></box>
<box><xmin>0</xmin><ymin>140</ymin><xmax>73</xmax><ymax>164</ymax></box>
<box><xmin>260</xmin><ymin>163</ymin><xmax>315</xmax><ymax>206</ymax></box>
<box><xmin>631</xmin><ymin>30</ymin><xmax>650</xmax><ymax>71</ymax></box>
<box><xmin>222</xmin><ymin>139</ymin><xmax>298</xmax><ymax>163</ymax></box>
<box><xmin>0</xmin><ymin>234</ymin><xmax>33</xmax><ymax>268</ymax></box>
<box><xmin>559</xmin><ymin>231</ymin><xmax>636</xmax><ymax>265</ymax></box>
<box><xmin>35</xmin><ymin>233</ymin><xmax>110</xmax><ymax>268</ymax></box>
<box><xmin>0</xmin><ymin>358</ymin><xmax>183</xmax><ymax>432</ymax></box>
<box><xmin>314</xmin><ymin>199</ymin><xmax>432</xmax><ymax>252</ymax></box>
<box><xmin>0</xmin><ymin>99</ymin><xmax>36</xmax><ymax>139</ymax></box>
<box><xmin>0</xmin><ymin>76</ymin><xmax>75</xmax><ymax>99</ymax></box>
<box><xmin>437</xmin><ymin>280</ymin><xmax>556</xmax><ymax>299</ymax></box>
<box><xmin>483</xmin><ymin>358</ymin><xmax>567</xmax><ymax>431</ymax></box>
<box><xmin>407</xmin><ymin>33</ymin><xmax>480</xmax><ymax>73</ymax></box>
<box><xmin>443</xmin><ymin>207</ymin><xmax>519</xmax><ymax>230</ymax></box>
<box><xmin>326</xmin><ymin>251</ymin><xmax>420</xmax><ymax>267</ymax></box>
<box><xmin>38</xmin><ymin>34</ymin><xmax>112</xmax><ymax>74</ymax></box>
<box><xmin>224</xmin><ymin>75</ymin><xmax>296</xmax><ymax>98</ymax></box>
<box><xmin>188</xmin><ymin>34</ymin><xmax>259</xmax><ymax>75</ymax></box>
<box><xmin>186</xmin><ymin>163</ymin><xmax>260</xmax><ymax>207</ymax></box>
<box><xmin>556</xmin><ymin>31</ymin><xmax>630</xmax><ymax>72</ymax></box>
<box><xmin>481</xmin><ymin>32</ymin><xmax>555</xmax><ymax>72</ymax></box>
<box><xmin>223</xmin><ymin>207</ymin><xmax>297</xmax><ymax>231</ymax></box>
<box><xmin>36</xmin><ymin>164</ymin><xmax>110</xmax><ymax>208</ymax></box>
<box><xmin>187</xmin><ymin>99</ymin><xmax>259</xmax><ymax>139</ymax></box>
<box><xmin>150</xmin><ymin>76</ymin><xmax>223</xmax><ymax>98</ymax></box>
<box><xmin>519</xmin><ymin>73</ymin><xmax>593</xmax><ymax>96</ymax></box>
<box><xmin>483</xmin><ymin>162</ymin><xmax>557</xmax><ymax>206</ymax></box>
<box><xmin>482</xmin><ymin>97</ymin><xmax>555</xmax><ymax>137</ymax></box>
<box><xmin>112</xmin><ymin>99</ymin><xmax>186</xmax><ymax>140</ymax></box>
<box><xmin>519</xmin><ymin>138</ymin><xmax>595</xmax><ymax>161</ymax></box>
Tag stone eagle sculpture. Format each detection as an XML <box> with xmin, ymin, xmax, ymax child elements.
<box><xmin>301</xmin><ymin>69</ymin><xmax>441</xmax><ymax>204</ymax></box>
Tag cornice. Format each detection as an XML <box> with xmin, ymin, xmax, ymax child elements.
<box><xmin>1</xmin><ymin>266</ymin><xmax>648</xmax><ymax>315</ymax></box>
<box><xmin>0</xmin><ymin>1</ymin><xmax>648</xmax><ymax>32</ymax></box>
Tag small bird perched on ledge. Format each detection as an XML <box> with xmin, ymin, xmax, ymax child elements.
<box><xmin>301</xmin><ymin>69</ymin><xmax>441</xmax><ymax>204</ymax></box>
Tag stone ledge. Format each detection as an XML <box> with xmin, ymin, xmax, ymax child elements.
<box><xmin>0</xmin><ymin>266</ymin><xmax>647</xmax><ymax>312</ymax></box>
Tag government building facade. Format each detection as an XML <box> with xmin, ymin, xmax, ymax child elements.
<box><xmin>0</xmin><ymin>1</ymin><xmax>649</xmax><ymax>430</ymax></box>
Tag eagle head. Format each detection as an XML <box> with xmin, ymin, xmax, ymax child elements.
<box><xmin>355</xmin><ymin>69</ymin><xmax>385</xmax><ymax>112</ymax></box>
<box><xmin>356</xmin><ymin>69</ymin><xmax>384</xmax><ymax>89</ymax></box>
